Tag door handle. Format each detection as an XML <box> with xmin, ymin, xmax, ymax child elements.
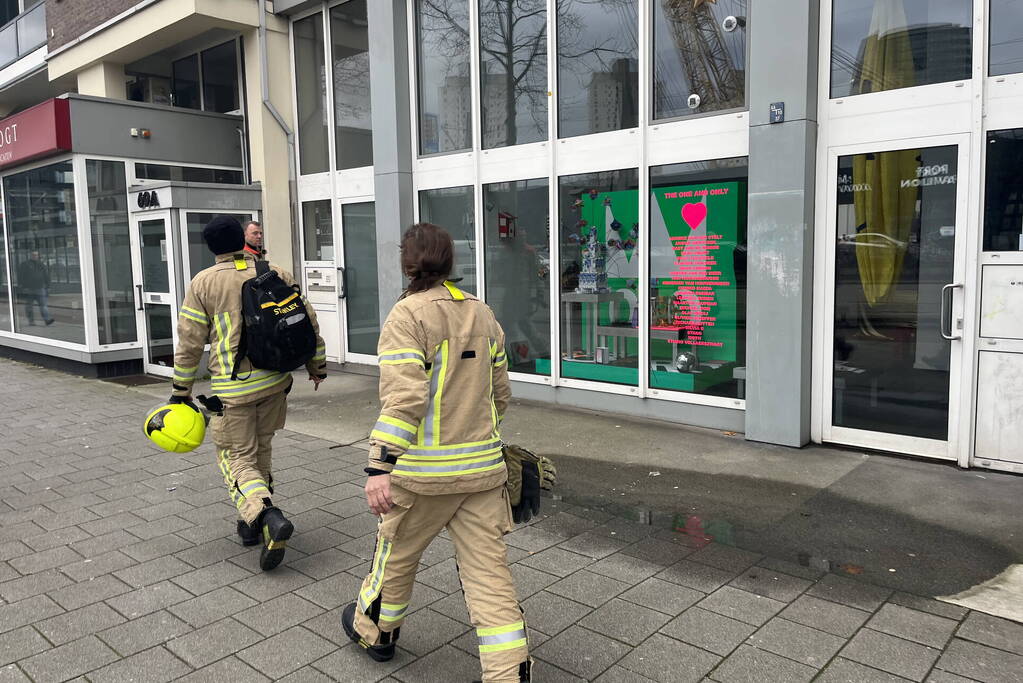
<box><xmin>940</xmin><ymin>283</ymin><xmax>963</xmax><ymax>341</ymax></box>
<box><xmin>136</xmin><ymin>285</ymin><xmax>144</xmax><ymax>311</ymax></box>
<box><xmin>337</xmin><ymin>266</ymin><xmax>347</xmax><ymax>300</ymax></box>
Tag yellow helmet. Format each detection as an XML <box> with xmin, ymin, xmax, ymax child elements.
<box><xmin>144</xmin><ymin>401</ymin><xmax>208</xmax><ymax>453</ymax></box>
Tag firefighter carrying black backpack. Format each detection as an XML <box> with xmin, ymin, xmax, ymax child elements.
<box><xmin>231</xmin><ymin>261</ymin><xmax>317</xmax><ymax>379</ymax></box>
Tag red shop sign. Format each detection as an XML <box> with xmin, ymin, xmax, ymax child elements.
<box><xmin>0</xmin><ymin>98</ymin><xmax>72</xmax><ymax>171</ymax></box>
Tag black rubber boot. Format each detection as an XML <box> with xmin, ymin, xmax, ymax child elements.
<box><xmin>341</xmin><ymin>602</ymin><xmax>398</xmax><ymax>662</ymax></box>
<box><xmin>471</xmin><ymin>659</ymin><xmax>531</xmax><ymax>683</ymax></box>
<box><xmin>236</xmin><ymin>520</ymin><xmax>260</xmax><ymax>546</ymax></box>
<box><xmin>257</xmin><ymin>506</ymin><xmax>293</xmax><ymax>571</ymax></box>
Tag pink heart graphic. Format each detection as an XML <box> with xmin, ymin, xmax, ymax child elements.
<box><xmin>681</xmin><ymin>203</ymin><xmax>707</xmax><ymax>230</ymax></box>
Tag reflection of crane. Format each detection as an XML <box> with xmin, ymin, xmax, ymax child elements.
<box><xmin>660</xmin><ymin>0</ymin><xmax>745</xmax><ymax>112</ymax></box>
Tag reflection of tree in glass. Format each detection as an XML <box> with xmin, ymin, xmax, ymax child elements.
<box><xmin>418</xmin><ymin>0</ymin><xmax>472</xmax><ymax>152</ymax></box>
<box><xmin>333</xmin><ymin>52</ymin><xmax>371</xmax><ymax>125</ymax></box>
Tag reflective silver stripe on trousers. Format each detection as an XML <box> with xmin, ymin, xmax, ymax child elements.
<box><xmin>405</xmin><ymin>440</ymin><xmax>502</xmax><ymax>458</ymax></box>
<box><xmin>393</xmin><ymin>454</ymin><xmax>505</xmax><ymax>474</ymax></box>
<box><xmin>373</xmin><ymin>421</ymin><xmax>416</xmax><ymax>443</ymax></box>
<box><xmin>478</xmin><ymin>628</ymin><xmax>527</xmax><ymax>647</ymax></box>
<box><xmin>379</xmin><ymin>604</ymin><xmax>408</xmax><ymax>619</ymax></box>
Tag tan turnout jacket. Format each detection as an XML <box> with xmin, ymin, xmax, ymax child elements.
<box><xmin>368</xmin><ymin>281</ymin><xmax>511</xmax><ymax>494</ymax></box>
<box><xmin>172</xmin><ymin>252</ymin><xmax>326</xmax><ymax>405</ymax></box>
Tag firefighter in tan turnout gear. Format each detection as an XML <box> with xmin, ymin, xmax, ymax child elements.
<box><xmin>171</xmin><ymin>215</ymin><xmax>327</xmax><ymax>571</ymax></box>
<box><xmin>342</xmin><ymin>223</ymin><xmax>531</xmax><ymax>683</ymax></box>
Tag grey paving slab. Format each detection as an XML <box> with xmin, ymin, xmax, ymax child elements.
<box><xmin>517</xmin><ymin>547</ymin><xmax>594</xmax><ymax>578</ymax></box>
<box><xmin>106</xmin><ymin>580</ymin><xmax>193</xmax><ymax>619</ymax></box>
<box><xmin>165</xmin><ymin>617</ymin><xmax>262</xmax><ymax>669</ymax></box>
<box><xmin>113</xmin><ymin>554</ymin><xmax>195</xmax><ymax>588</ymax></box>
<box><xmin>619</xmin><ymin>576</ymin><xmax>705</xmax><ymax>616</ymax></box>
<box><xmin>547</xmin><ymin>570</ymin><xmax>631</xmax><ymax>608</ymax></box>
<box><xmin>956</xmin><ymin>611</ymin><xmax>1023</xmax><ymax>657</ymax></box>
<box><xmin>416</xmin><ymin>557</ymin><xmax>463</xmax><ymax>594</ymax></box>
<box><xmin>867</xmin><ymin>603</ymin><xmax>960</xmax><ymax>650</ymax></box>
<box><xmin>122</xmin><ymin>533</ymin><xmax>200</xmax><ymax>564</ymax></box>
<box><xmin>842</xmin><ymin>629</ymin><xmax>942</xmax><ymax>682</ymax></box>
<box><xmin>521</xmin><ymin>591</ymin><xmax>593</xmax><ymax>636</ymax></box>
<box><xmin>890</xmin><ymin>592</ymin><xmax>969</xmax><ymax>622</ymax></box>
<box><xmin>816</xmin><ymin>658</ymin><xmax>913</xmax><ymax>682</ymax></box>
<box><xmin>293</xmin><ymin>569</ymin><xmax>362</xmax><ymax>610</ymax></box>
<box><xmin>289</xmin><ymin>548</ymin><xmax>362</xmax><ymax>580</ymax></box>
<box><xmin>620</xmin><ymin>538</ymin><xmax>697</xmax><ymax>567</ymax></box>
<box><xmin>173</xmin><ymin>538</ymin><xmax>250</xmax><ymax>569</ymax></box>
<box><xmin>394</xmin><ymin>608</ymin><xmax>470</xmax><ymax>656</ymax></box>
<box><xmin>236</xmin><ymin>625</ymin><xmax>336</xmax><ymax>680</ymax></box>
<box><xmin>391</xmin><ymin>644</ymin><xmax>483</xmax><ymax>683</ymax></box>
<box><xmin>0</xmin><ymin>663</ymin><xmax>31</xmax><ymax>683</ymax></box>
<box><xmin>807</xmin><ymin>573</ymin><xmax>894</xmax><ymax>612</ymax></box>
<box><xmin>697</xmin><ymin>586</ymin><xmax>787</xmax><ymax>627</ymax></box>
<box><xmin>236</xmin><ymin>593</ymin><xmax>325</xmax><ymax>637</ymax></box>
<box><xmin>0</xmin><ymin>595</ymin><xmax>64</xmax><ymax>635</ymax></box>
<box><xmin>656</xmin><ymin>559</ymin><xmax>738</xmax><ymax>594</ymax></box>
<box><xmin>177</xmin><ymin>655</ymin><xmax>270</xmax><ymax>683</ymax></box>
<box><xmin>231</xmin><ymin>566</ymin><xmax>314</xmax><ymax>601</ymax></box>
<box><xmin>312</xmin><ymin>643</ymin><xmax>416</xmax><ymax>680</ymax></box>
<box><xmin>0</xmin><ymin>569</ymin><xmax>72</xmax><ymax>603</ymax></box>
<box><xmin>172</xmin><ymin>560</ymin><xmax>255</xmax><ymax>596</ymax></box>
<box><xmin>778</xmin><ymin>594</ymin><xmax>871</xmax><ymax>638</ymax></box>
<box><xmin>509</xmin><ymin>562</ymin><xmax>560</xmax><ymax>599</ymax></box>
<box><xmin>619</xmin><ymin>632</ymin><xmax>720</xmax><ymax>683</ymax></box>
<box><xmin>689</xmin><ymin>545</ymin><xmax>763</xmax><ymax>573</ymax></box>
<box><xmin>729</xmin><ymin>566</ymin><xmax>813</xmax><ymax>602</ymax></box>
<box><xmin>747</xmin><ymin>616</ymin><xmax>846</xmax><ymax>668</ymax></box>
<box><xmin>579</xmin><ymin>598</ymin><xmax>673</xmax><ymax>646</ymax></box>
<box><xmin>936</xmin><ymin>638</ymin><xmax>1023</xmax><ymax>683</ymax></box>
<box><xmin>709</xmin><ymin>644</ymin><xmax>817</xmax><ymax>683</ymax></box>
<box><xmin>19</xmin><ymin>635</ymin><xmax>119</xmax><ymax>683</ymax></box>
<box><xmin>585</xmin><ymin>552</ymin><xmax>663</xmax><ymax>586</ymax></box>
<box><xmin>557</xmin><ymin>530</ymin><xmax>630</xmax><ymax>560</ymax></box>
<box><xmin>534</xmin><ymin>625</ymin><xmax>630</xmax><ymax>680</ymax></box>
<box><xmin>660</xmin><ymin>606</ymin><xmax>756</xmax><ymax>657</ymax></box>
<box><xmin>35</xmin><ymin>601</ymin><xmax>126</xmax><ymax>646</ymax></box>
<box><xmin>0</xmin><ymin>626</ymin><xmax>50</xmax><ymax>667</ymax></box>
<box><xmin>23</xmin><ymin>526</ymin><xmax>91</xmax><ymax>552</ymax></box>
<box><xmin>87</xmin><ymin>645</ymin><xmax>193</xmax><ymax>683</ymax></box>
<box><xmin>592</xmin><ymin>665</ymin><xmax>657</xmax><ymax>682</ymax></box>
<box><xmin>68</xmin><ymin>530</ymin><xmax>142</xmax><ymax>559</ymax></box>
<box><xmin>62</xmin><ymin>550</ymin><xmax>137</xmax><ymax>582</ymax></box>
<box><xmin>926</xmin><ymin>671</ymin><xmax>979</xmax><ymax>683</ymax></box>
<box><xmin>504</xmin><ymin>526</ymin><xmax>571</xmax><ymax>553</ymax></box>
<box><xmin>97</xmin><ymin>610</ymin><xmax>193</xmax><ymax>656</ymax></box>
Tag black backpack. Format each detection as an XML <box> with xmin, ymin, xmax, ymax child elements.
<box><xmin>231</xmin><ymin>261</ymin><xmax>317</xmax><ymax>379</ymax></box>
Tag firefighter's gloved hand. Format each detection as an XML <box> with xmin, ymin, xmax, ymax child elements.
<box><xmin>512</xmin><ymin>459</ymin><xmax>541</xmax><ymax>524</ymax></box>
<box><xmin>168</xmin><ymin>395</ymin><xmax>200</xmax><ymax>413</ymax></box>
<box><xmin>539</xmin><ymin>456</ymin><xmax>557</xmax><ymax>491</ymax></box>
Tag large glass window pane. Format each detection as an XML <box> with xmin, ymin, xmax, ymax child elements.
<box><xmin>479</xmin><ymin>0</ymin><xmax>548</xmax><ymax>148</ymax></box>
<box><xmin>985</xmin><ymin>129</ymin><xmax>1023</xmax><ymax>252</ymax></box>
<box><xmin>185</xmin><ymin>213</ymin><xmax>253</xmax><ymax>279</ymax></box>
<box><xmin>484</xmin><ymin>179</ymin><xmax>550</xmax><ymax>375</ymax></box>
<box><xmin>87</xmin><ymin>160</ymin><xmax>136</xmax><ymax>345</ymax></box>
<box><xmin>201</xmin><ymin>41</ymin><xmax>239</xmax><ymax>114</ymax></box>
<box><xmin>833</xmin><ymin>146</ymin><xmax>958</xmax><ymax>439</ymax></box>
<box><xmin>416</xmin><ymin>0</ymin><xmax>472</xmax><ymax>154</ymax></box>
<box><xmin>5</xmin><ymin>161</ymin><xmax>85</xmax><ymax>343</ymax></box>
<box><xmin>303</xmin><ymin>200</ymin><xmax>334</xmax><ymax>261</ymax></box>
<box><xmin>342</xmin><ymin>202</ymin><xmax>379</xmax><ymax>355</ymax></box>
<box><xmin>653</xmin><ymin>0</ymin><xmax>746</xmax><ymax>120</ymax></box>
<box><xmin>831</xmin><ymin>0</ymin><xmax>972</xmax><ymax>99</ymax></box>
<box><xmin>331</xmin><ymin>1</ymin><xmax>374</xmax><ymax>169</ymax></box>
<box><xmin>0</xmin><ymin>1</ymin><xmax>17</xmax><ymax>25</ymax></box>
<box><xmin>558</xmin><ymin>169</ymin><xmax>639</xmax><ymax>385</ymax></box>
<box><xmin>172</xmin><ymin>54</ymin><xmax>201</xmax><ymax>110</ymax></box>
<box><xmin>991</xmin><ymin>0</ymin><xmax>1023</xmax><ymax>76</ymax></box>
<box><xmin>649</xmin><ymin>158</ymin><xmax>747</xmax><ymax>398</ymax></box>
<box><xmin>295</xmin><ymin>12</ymin><xmax>330</xmax><ymax>174</ymax></box>
<box><xmin>557</xmin><ymin>0</ymin><xmax>638</xmax><ymax>138</ymax></box>
<box><xmin>135</xmin><ymin>163</ymin><xmax>244</xmax><ymax>184</ymax></box>
<box><xmin>0</xmin><ymin>202</ymin><xmax>10</xmax><ymax>331</ymax></box>
<box><xmin>419</xmin><ymin>186</ymin><xmax>476</xmax><ymax>293</ymax></box>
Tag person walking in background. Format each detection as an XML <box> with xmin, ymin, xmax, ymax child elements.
<box><xmin>243</xmin><ymin>220</ymin><xmax>266</xmax><ymax>260</ymax></box>
<box><xmin>342</xmin><ymin>223</ymin><xmax>531</xmax><ymax>683</ymax></box>
<box><xmin>17</xmin><ymin>251</ymin><xmax>54</xmax><ymax>326</ymax></box>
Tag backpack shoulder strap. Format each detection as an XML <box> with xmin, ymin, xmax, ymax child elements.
<box><xmin>255</xmin><ymin>260</ymin><xmax>270</xmax><ymax>277</ymax></box>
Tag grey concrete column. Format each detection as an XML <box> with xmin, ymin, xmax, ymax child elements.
<box><xmin>744</xmin><ymin>0</ymin><xmax>820</xmax><ymax>447</ymax></box>
<box><xmin>368</xmin><ymin>0</ymin><xmax>415</xmax><ymax>319</ymax></box>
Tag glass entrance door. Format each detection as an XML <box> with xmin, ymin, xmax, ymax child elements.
<box><xmin>823</xmin><ymin>140</ymin><xmax>969</xmax><ymax>459</ymax></box>
<box><xmin>133</xmin><ymin>212</ymin><xmax>178</xmax><ymax>376</ymax></box>
<box><xmin>338</xmin><ymin>201</ymin><xmax>380</xmax><ymax>361</ymax></box>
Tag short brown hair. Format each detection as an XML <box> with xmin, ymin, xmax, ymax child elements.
<box><xmin>401</xmin><ymin>223</ymin><xmax>453</xmax><ymax>294</ymax></box>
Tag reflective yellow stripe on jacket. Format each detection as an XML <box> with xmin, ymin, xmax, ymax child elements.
<box><xmin>210</xmin><ymin>368</ymin><xmax>290</xmax><ymax>398</ymax></box>
<box><xmin>392</xmin><ymin>437</ymin><xmax>504</xmax><ymax>478</ymax></box>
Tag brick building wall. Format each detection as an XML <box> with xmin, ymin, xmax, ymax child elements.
<box><xmin>47</xmin><ymin>0</ymin><xmax>139</xmax><ymax>51</ymax></box>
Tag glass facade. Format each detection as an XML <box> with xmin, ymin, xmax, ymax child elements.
<box><xmin>185</xmin><ymin>212</ymin><xmax>253</xmax><ymax>279</ymax></box>
<box><xmin>87</xmin><ymin>160</ymin><xmax>136</xmax><ymax>345</ymax></box>
<box><xmin>303</xmin><ymin>200</ymin><xmax>334</xmax><ymax>261</ymax></box>
<box><xmin>342</xmin><ymin>202</ymin><xmax>380</xmax><ymax>355</ymax></box>
<box><xmin>833</xmin><ymin>146</ymin><xmax>958</xmax><ymax>440</ymax></box>
<box><xmin>479</xmin><ymin>0</ymin><xmax>548</xmax><ymax>148</ymax></box>
<box><xmin>419</xmin><ymin>186</ymin><xmax>477</xmax><ymax>294</ymax></box>
<box><xmin>991</xmin><ymin>0</ymin><xmax>1023</xmax><ymax>76</ymax></box>
<box><xmin>984</xmin><ymin>129</ymin><xmax>1023</xmax><ymax>252</ymax></box>
<box><xmin>331</xmin><ymin>1</ymin><xmax>374</xmax><ymax>169</ymax></box>
<box><xmin>653</xmin><ymin>0</ymin><xmax>747</xmax><ymax>119</ymax></box>
<box><xmin>558</xmin><ymin>169</ymin><xmax>639</xmax><ymax>385</ymax></box>
<box><xmin>0</xmin><ymin>202</ymin><xmax>9</xmax><ymax>332</ymax></box>
<box><xmin>649</xmin><ymin>158</ymin><xmax>747</xmax><ymax>398</ymax></box>
<box><xmin>295</xmin><ymin>12</ymin><xmax>330</xmax><ymax>174</ymax></box>
<box><xmin>171</xmin><ymin>54</ymin><xmax>201</xmax><ymax>110</ymax></box>
<box><xmin>135</xmin><ymin>164</ymin><xmax>244</xmax><ymax>184</ymax></box>
<box><xmin>557</xmin><ymin>0</ymin><xmax>638</xmax><ymax>138</ymax></box>
<box><xmin>831</xmin><ymin>0</ymin><xmax>972</xmax><ymax>98</ymax></box>
<box><xmin>4</xmin><ymin>161</ymin><xmax>85</xmax><ymax>344</ymax></box>
<box><xmin>200</xmin><ymin>41</ymin><xmax>240</xmax><ymax>114</ymax></box>
<box><xmin>484</xmin><ymin>179</ymin><xmax>550</xmax><ymax>375</ymax></box>
<box><xmin>416</xmin><ymin>0</ymin><xmax>472</xmax><ymax>154</ymax></box>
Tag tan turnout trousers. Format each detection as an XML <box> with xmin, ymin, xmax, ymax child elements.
<box><xmin>211</xmin><ymin>388</ymin><xmax>289</xmax><ymax>524</ymax></box>
<box><xmin>354</xmin><ymin>483</ymin><xmax>526</xmax><ymax>683</ymax></box>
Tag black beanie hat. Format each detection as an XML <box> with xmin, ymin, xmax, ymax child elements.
<box><xmin>202</xmin><ymin>215</ymin><xmax>246</xmax><ymax>255</ymax></box>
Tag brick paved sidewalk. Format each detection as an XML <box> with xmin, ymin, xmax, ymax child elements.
<box><xmin>0</xmin><ymin>359</ymin><xmax>1021</xmax><ymax>683</ymax></box>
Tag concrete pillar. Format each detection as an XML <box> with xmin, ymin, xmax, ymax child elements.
<box><xmin>76</xmin><ymin>62</ymin><xmax>126</xmax><ymax>99</ymax></box>
<box><xmin>368</xmin><ymin>0</ymin><xmax>414</xmax><ymax>315</ymax></box>
<box><xmin>241</xmin><ymin>15</ymin><xmax>296</xmax><ymax>274</ymax></box>
<box><xmin>744</xmin><ymin>0</ymin><xmax>820</xmax><ymax>447</ymax></box>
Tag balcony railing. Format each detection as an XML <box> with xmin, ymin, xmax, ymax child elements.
<box><xmin>0</xmin><ymin>3</ymin><xmax>46</xmax><ymax>70</ymax></box>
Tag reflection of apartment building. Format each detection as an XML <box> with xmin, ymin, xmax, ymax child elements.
<box><xmin>588</xmin><ymin>58</ymin><xmax>638</xmax><ymax>134</ymax></box>
<box><xmin>440</xmin><ymin>74</ymin><xmax>472</xmax><ymax>151</ymax></box>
